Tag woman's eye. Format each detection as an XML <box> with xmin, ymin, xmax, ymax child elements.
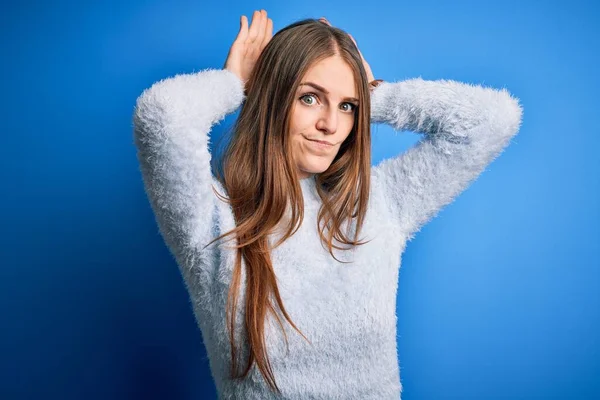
<box><xmin>342</xmin><ymin>103</ymin><xmax>356</xmax><ymax>112</ymax></box>
<box><xmin>300</xmin><ymin>94</ymin><xmax>317</xmax><ymax>105</ymax></box>
<box><xmin>300</xmin><ymin>94</ymin><xmax>356</xmax><ymax>113</ymax></box>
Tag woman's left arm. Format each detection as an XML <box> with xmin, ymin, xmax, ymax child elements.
<box><xmin>319</xmin><ymin>18</ymin><xmax>523</xmax><ymax>240</ymax></box>
<box><xmin>370</xmin><ymin>78</ymin><xmax>523</xmax><ymax>240</ymax></box>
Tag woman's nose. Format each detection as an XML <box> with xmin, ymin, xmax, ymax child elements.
<box><xmin>316</xmin><ymin>107</ymin><xmax>338</xmax><ymax>134</ymax></box>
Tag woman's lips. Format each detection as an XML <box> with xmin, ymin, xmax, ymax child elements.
<box><xmin>306</xmin><ymin>138</ymin><xmax>334</xmax><ymax>150</ymax></box>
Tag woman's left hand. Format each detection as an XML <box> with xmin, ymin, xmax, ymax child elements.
<box><xmin>319</xmin><ymin>17</ymin><xmax>375</xmax><ymax>83</ymax></box>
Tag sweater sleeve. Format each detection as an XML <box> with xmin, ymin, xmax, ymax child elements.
<box><xmin>369</xmin><ymin>77</ymin><xmax>523</xmax><ymax>241</ymax></box>
<box><xmin>132</xmin><ymin>68</ymin><xmax>245</xmax><ymax>258</ymax></box>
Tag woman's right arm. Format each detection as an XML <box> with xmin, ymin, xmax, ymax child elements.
<box><xmin>132</xmin><ymin>68</ymin><xmax>245</xmax><ymax>257</ymax></box>
<box><xmin>133</xmin><ymin>10</ymin><xmax>270</xmax><ymax>260</ymax></box>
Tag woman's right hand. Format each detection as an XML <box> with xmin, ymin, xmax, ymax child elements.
<box><xmin>224</xmin><ymin>10</ymin><xmax>273</xmax><ymax>91</ymax></box>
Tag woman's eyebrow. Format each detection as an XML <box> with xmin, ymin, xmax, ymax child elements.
<box><xmin>299</xmin><ymin>82</ymin><xmax>359</xmax><ymax>103</ymax></box>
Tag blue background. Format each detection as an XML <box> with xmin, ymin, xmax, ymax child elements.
<box><xmin>2</xmin><ymin>0</ymin><xmax>598</xmax><ymax>399</ymax></box>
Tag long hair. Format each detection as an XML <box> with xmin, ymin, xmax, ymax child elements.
<box><xmin>205</xmin><ymin>18</ymin><xmax>373</xmax><ymax>394</ymax></box>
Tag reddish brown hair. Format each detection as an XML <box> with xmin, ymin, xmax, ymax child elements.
<box><xmin>205</xmin><ymin>18</ymin><xmax>373</xmax><ymax>394</ymax></box>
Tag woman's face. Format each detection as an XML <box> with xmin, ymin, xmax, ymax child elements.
<box><xmin>289</xmin><ymin>55</ymin><xmax>358</xmax><ymax>180</ymax></box>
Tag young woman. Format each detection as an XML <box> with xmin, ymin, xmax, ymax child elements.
<box><xmin>133</xmin><ymin>10</ymin><xmax>523</xmax><ymax>399</ymax></box>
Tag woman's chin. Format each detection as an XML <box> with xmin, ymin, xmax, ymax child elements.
<box><xmin>297</xmin><ymin>165</ymin><xmax>327</xmax><ymax>178</ymax></box>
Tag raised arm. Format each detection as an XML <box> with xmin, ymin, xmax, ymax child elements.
<box><xmin>132</xmin><ymin>68</ymin><xmax>245</xmax><ymax>257</ymax></box>
<box><xmin>370</xmin><ymin>77</ymin><xmax>523</xmax><ymax>241</ymax></box>
<box><xmin>133</xmin><ymin>10</ymin><xmax>271</xmax><ymax>265</ymax></box>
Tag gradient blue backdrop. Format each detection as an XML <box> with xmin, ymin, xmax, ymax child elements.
<box><xmin>2</xmin><ymin>0</ymin><xmax>598</xmax><ymax>399</ymax></box>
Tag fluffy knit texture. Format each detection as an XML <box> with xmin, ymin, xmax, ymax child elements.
<box><xmin>132</xmin><ymin>68</ymin><xmax>523</xmax><ymax>399</ymax></box>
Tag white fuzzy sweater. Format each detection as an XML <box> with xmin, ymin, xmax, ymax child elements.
<box><xmin>132</xmin><ymin>68</ymin><xmax>523</xmax><ymax>399</ymax></box>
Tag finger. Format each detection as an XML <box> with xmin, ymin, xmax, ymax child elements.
<box><xmin>319</xmin><ymin>17</ymin><xmax>331</xmax><ymax>26</ymax></box>
<box><xmin>236</xmin><ymin>15</ymin><xmax>248</xmax><ymax>43</ymax></box>
<box><xmin>348</xmin><ymin>33</ymin><xmax>357</xmax><ymax>47</ymax></box>
<box><xmin>247</xmin><ymin>10</ymin><xmax>261</xmax><ymax>43</ymax></box>
<box><xmin>348</xmin><ymin>34</ymin><xmax>365</xmax><ymax>59</ymax></box>
<box><xmin>257</xmin><ymin>10</ymin><xmax>267</xmax><ymax>45</ymax></box>
<box><xmin>260</xmin><ymin>17</ymin><xmax>273</xmax><ymax>49</ymax></box>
